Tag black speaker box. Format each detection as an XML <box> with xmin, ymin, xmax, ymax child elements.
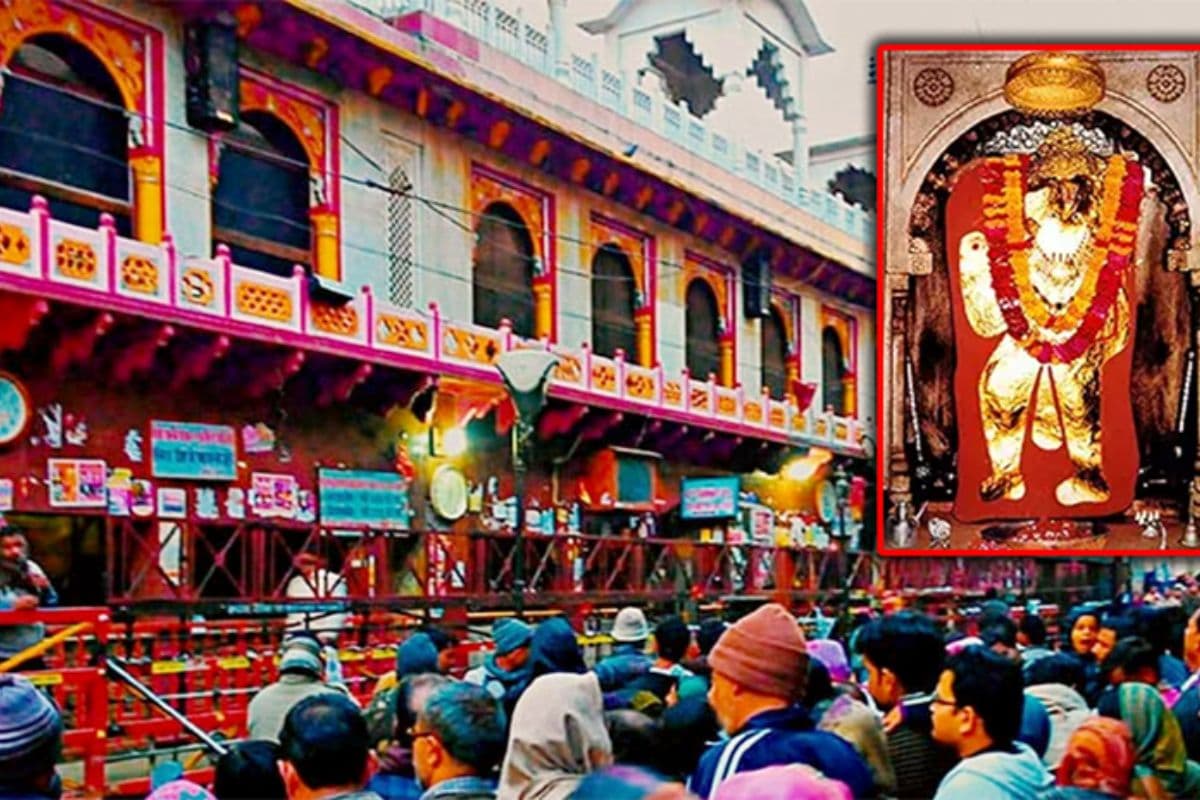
<box><xmin>184</xmin><ymin>18</ymin><xmax>239</xmax><ymax>133</ymax></box>
<box><xmin>743</xmin><ymin>252</ymin><xmax>772</xmax><ymax>319</ymax></box>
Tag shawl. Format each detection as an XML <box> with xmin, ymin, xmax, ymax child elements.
<box><xmin>1056</xmin><ymin>717</ymin><xmax>1135</xmax><ymax>798</ymax></box>
<box><xmin>497</xmin><ymin>672</ymin><xmax>612</xmax><ymax>800</ymax></box>
<box><xmin>817</xmin><ymin>695</ymin><xmax>897</xmax><ymax>796</ymax></box>
<box><xmin>1107</xmin><ymin>682</ymin><xmax>1200</xmax><ymax>797</ymax></box>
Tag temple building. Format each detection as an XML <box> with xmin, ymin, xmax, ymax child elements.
<box><xmin>0</xmin><ymin>0</ymin><xmax>873</xmax><ymax>615</ymax></box>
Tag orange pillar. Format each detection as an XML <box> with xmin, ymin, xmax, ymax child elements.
<box><xmin>533</xmin><ymin>277</ymin><xmax>553</xmax><ymax>340</ymax></box>
<box><xmin>310</xmin><ymin>207</ymin><xmax>340</xmax><ymax>280</ymax></box>
<box><xmin>130</xmin><ymin>151</ymin><xmax>164</xmax><ymax>244</ymax></box>
<box><xmin>718</xmin><ymin>335</ymin><xmax>734</xmax><ymax>387</ymax></box>
<box><xmin>634</xmin><ymin>308</ymin><xmax>653</xmax><ymax>367</ymax></box>
<box><xmin>844</xmin><ymin>371</ymin><xmax>857</xmax><ymax>416</ymax></box>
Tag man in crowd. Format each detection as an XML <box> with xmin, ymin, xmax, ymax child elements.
<box><xmin>0</xmin><ymin>526</ymin><xmax>57</xmax><ymax>666</ymax></box>
<box><xmin>687</xmin><ymin>603</ymin><xmax>872</xmax><ymax>798</ymax></box>
<box><xmin>368</xmin><ymin>673</ymin><xmax>452</xmax><ymax>799</ymax></box>
<box><xmin>981</xmin><ymin>617</ymin><xmax>1020</xmax><ymax>663</ymax></box>
<box><xmin>1102</xmin><ymin>636</ymin><xmax>1161</xmax><ymax>688</ymax></box>
<box><xmin>930</xmin><ymin>646</ymin><xmax>1053</xmax><ymax>799</ymax></box>
<box><xmin>0</xmin><ymin>674</ymin><xmax>63</xmax><ymax>800</ymax></box>
<box><xmin>1017</xmin><ymin>613</ymin><xmax>1054</xmax><ymax>676</ymax></box>
<box><xmin>278</xmin><ymin>693</ymin><xmax>382</xmax><ymax>800</ymax></box>
<box><xmin>248</xmin><ymin>634</ymin><xmax>352</xmax><ymax>741</ymax></box>
<box><xmin>594</xmin><ymin>607</ymin><xmax>653</xmax><ymax>691</ymax></box>
<box><xmin>285</xmin><ymin>551</ymin><xmax>348</xmax><ymax>645</ymax></box>
<box><xmin>857</xmin><ymin>611</ymin><xmax>957</xmax><ymax>799</ymax></box>
<box><xmin>464</xmin><ymin>618</ymin><xmax>531</xmax><ymax>700</ymax></box>
<box><xmin>410</xmin><ymin>683</ymin><xmax>506</xmax><ymax>800</ymax></box>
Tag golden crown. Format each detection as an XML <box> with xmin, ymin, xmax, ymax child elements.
<box><xmin>1004</xmin><ymin>52</ymin><xmax>1106</xmax><ymax>117</ymax></box>
<box><xmin>1030</xmin><ymin>129</ymin><xmax>1104</xmax><ymax>182</ymax></box>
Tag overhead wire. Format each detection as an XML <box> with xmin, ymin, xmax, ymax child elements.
<box><xmin>0</xmin><ymin>65</ymin><xmax>866</xmax><ymax>300</ymax></box>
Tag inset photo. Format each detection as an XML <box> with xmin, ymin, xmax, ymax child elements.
<box><xmin>879</xmin><ymin>45</ymin><xmax>1200</xmax><ymax>554</ymax></box>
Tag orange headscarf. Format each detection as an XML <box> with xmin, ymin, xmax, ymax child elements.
<box><xmin>1057</xmin><ymin>717</ymin><xmax>1136</xmax><ymax>797</ymax></box>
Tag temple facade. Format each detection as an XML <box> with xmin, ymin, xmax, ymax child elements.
<box><xmin>0</xmin><ymin>0</ymin><xmax>874</xmax><ymax>612</ymax></box>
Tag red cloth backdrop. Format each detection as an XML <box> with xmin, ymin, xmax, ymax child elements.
<box><xmin>948</xmin><ymin>159</ymin><xmax>1139</xmax><ymax>522</ymax></box>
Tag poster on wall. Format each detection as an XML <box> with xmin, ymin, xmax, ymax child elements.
<box><xmin>150</xmin><ymin>421</ymin><xmax>238</xmax><ymax>481</ymax></box>
<box><xmin>157</xmin><ymin>488</ymin><xmax>187</xmax><ymax>519</ymax></box>
<box><xmin>47</xmin><ymin>459</ymin><xmax>108</xmax><ymax>508</ymax></box>
<box><xmin>318</xmin><ymin>469</ymin><xmax>411</xmax><ymax>530</ymax></box>
<box><xmin>680</xmin><ymin>477</ymin><xmax>739</xmax><ymax>520</ymax></box>
<box><xmin>250</xmin><ymin>472</ymin><xmax>298</xmax><ymax>519</ymax></box>
<box><xmin>0</xmin><ymin>479</ymin><xmax>13</xmax><ymax>512</ymax></box>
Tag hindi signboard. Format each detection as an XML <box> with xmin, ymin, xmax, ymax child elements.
<box><xmin>318</xmin><ymin>469</ymin><xmax>411</xmax><ymax>530</ymax></box>
<box><xmin>680</xmin><ymin>476</ymin><xmax>739</xmax><ymax>520</ymax></box>
<box><xmin>150</xmin><ymin>421</ymin><xmax>237</xmax><ymax>481</ymax></box>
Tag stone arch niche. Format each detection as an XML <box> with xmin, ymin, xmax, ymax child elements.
<box><xmin>881</xmin><ymin>49</ymin><xmax>1200</xmax><ymax>546</ymax></box>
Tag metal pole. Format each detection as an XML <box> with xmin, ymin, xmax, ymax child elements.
<box><xmin>106</xmin><ymin>657</ymin><xmax>229</xmax><ymax>758</ymax></box>
<box><xmin>513</xmin><ymin>421</ymin><xmax>527</xmax><ymax>619</ymax></box>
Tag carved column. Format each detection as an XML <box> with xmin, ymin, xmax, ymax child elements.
<box><xmin>886</xmin><ymin>273</ymin><xmax>912</xmax><ymax>509</ymax></box>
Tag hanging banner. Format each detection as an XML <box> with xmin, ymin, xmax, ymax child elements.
<box><xmin>680</xmin><ymin>476</ymin><xmax>739</xmax><ymax>520</ymax></box>
<box><xmin>318</xmin><ymin>469</ymin><xmax>411</xmax><ymax>530</ymax></box>
<box><xmin>150</xmin><ymin>421</ymin><xmax>238</xmax><ymax>481</ymax></box>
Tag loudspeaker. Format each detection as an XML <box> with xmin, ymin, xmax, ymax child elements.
<box><xmin>184</xmin><ymin>18</ymin><xmax>239</xmax><ymax>133</ymax></box>
<box><xmin>743</xmin><ymin>251</ymin><xmax>772</xmax><ymax>319</ymax></box>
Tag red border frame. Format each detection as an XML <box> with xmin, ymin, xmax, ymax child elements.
<box><xmin>874</xmin><ymin>42</ymin><xmax>1200</xmax><ymax>558</ymax></box>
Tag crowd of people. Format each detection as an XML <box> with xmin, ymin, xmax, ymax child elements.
<box><xmin>8</xmin><ymin>591</ymin><xmax>1200</xmax><ymax>799</ymax></box>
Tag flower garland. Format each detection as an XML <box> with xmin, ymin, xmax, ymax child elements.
<box><xmin>978</xmin><ymin>153</ymin><xmax>1143</xmax><ymax>364</ymax></box>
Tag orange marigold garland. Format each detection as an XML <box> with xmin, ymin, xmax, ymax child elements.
<box><xmin>978</xmin><ymin>153</ymin><xmax>1143</xmax><ymax>364</ymax></box>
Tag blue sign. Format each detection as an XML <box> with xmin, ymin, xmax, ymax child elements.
<box><xmin>680</xmin><ymin>476</ymin><xmax>740</xmax><ymax>520</ymax></box>
<box><xmin>318</xmin><ymin>469</ymin><xmax>411</xmax><ymax>529</ymax></box>
<box><xmin>150</xmin><ymin>421</ymin><xmax>237</xmax><ymax>481</ymax></box>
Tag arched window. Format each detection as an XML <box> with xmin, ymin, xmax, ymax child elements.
<box><xmin>213</xmin><ymin>111</ymin><xmax>312</xmax><ymax>276</ymax></box>
<box><xmin>473</xmin><ymin>202</ymin><xmax>536</xmax><ymax>338</ymax></box>
<box><xmin>591</xmin><ymin>245</ymin><xmax>638</xmax><ymax>360</ymax></box>
<box><xmin>0</xmin><ymin>35</ymin><xmax>130</xmax><ymax>233</ymax></box>
<box><xmin>822</xmin><ymin>326</ymin><xmax>848</xmax><ymax>413</ymax></box>
<box><xmin>686</xmin><ymin>279</ymin><xmax>721</xmax><ymax>381</ymax></box>
<box><xmin>761</xmin><ymin>307</ymin><xmax>789</xmax><ymax>400</ymax></box>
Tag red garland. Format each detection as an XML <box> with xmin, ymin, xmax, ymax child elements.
<box><xmin>977</xmin><ymin>157</ymin><xmax>1143</xmax><ymax>364</ymax></box>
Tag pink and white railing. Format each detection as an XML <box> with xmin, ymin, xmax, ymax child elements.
<box><xmin>0</xmin><ymin>199</ymin><xmax>865</xmax><ymax>453</ymax></box>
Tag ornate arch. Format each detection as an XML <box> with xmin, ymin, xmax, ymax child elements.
<box><xmin>0</xmin><ymin>0</ymin><xmax>165</xmax><ymax>242</ymax></box>
<box><xmin>683</xmin><ymin>251</ymin><xmax>735</xmax><ymax>386</ymax></box>
<box><xmin>590</xmin><ymin>213</ymin><xmax>654</xmax><ymax>366</ymax></box>
<box><xmin>768</xmin><ymin>291</ymin><xmax>799</xmax><ymax>357</ymax></box>
<box><xmin>471</xmin><ymin>163</ymin><xmax>555</xmax><ymax>340</ymax></box>
<box><xmin>233</xmin><ymin>68</ymin><xmax>341</xmax><ymax>280</ymax></box>
<box><xmin>821</xmin><ymin>305</ymin><xmax>857</xmax><ymax>417</ymax></box>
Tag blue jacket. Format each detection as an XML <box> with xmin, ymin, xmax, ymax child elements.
<box><xmin>687</xmin><ymin>706</ymin><xmax>874</xmax><ymax>799</ymax></box>
<box><xmin>367</xmin><ymin>772</ymin><xmax>422</xmax><ymax>800</ymax></box>
<box><xmin>593</xmin><ymin>644</ymin><xmax>653</xmax><ymax>691</ymax></box>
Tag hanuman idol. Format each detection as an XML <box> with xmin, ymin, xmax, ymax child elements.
<box><xmin>949</xmin><ymin>127</ymin><xmax>1146</xmax><ymax>519</ymax></box>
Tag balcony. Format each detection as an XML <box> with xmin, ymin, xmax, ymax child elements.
<box><xmin>353</xmin><ymin>0</ymin><xmax>872</xmax><ymax>244</ymax></box>
<box><xmin>0</xmin><ymin>199</ymin><xmax>865</xmax><ymax>454</ymax></box>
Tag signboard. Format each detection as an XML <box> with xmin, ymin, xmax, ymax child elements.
<box><xmin>318</xmin><ymin>469</ymin><xmax>410</xmax><ymax>530</ymax></box>
<box><xmin>680</xmin><ymin>476</ymin><xmax>739</xmax><ymax>520</ymax></box>
<box><xmin>150</xmin><ymin>421</ymin><xmax>237</xmax><ymax>481</ymax></box>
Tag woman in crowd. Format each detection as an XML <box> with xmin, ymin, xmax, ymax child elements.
<box><xmin>498</xmin><ymin>672</ymin><xmax>612</xmax><ymax>799</ymax></box>
<box><xmin>1097</xmin><ymin>682</ymin><xmax>1200</xmax><ymax>798</ymax></box>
